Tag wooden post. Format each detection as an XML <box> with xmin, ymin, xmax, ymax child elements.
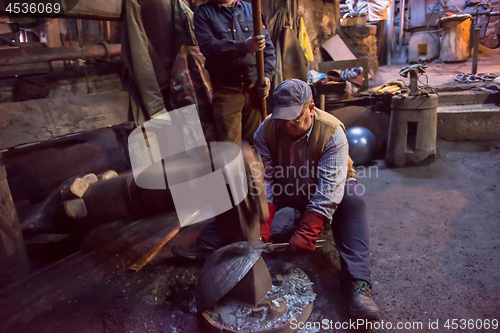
<box><xmin>76</xmin><ymin>19</ymin><xmax>83</xmax><ymax>47</ymax></box>
<box><xmin>0</xmin><ymin>153</ymin><xmax>30</xmax><ymax>289</ymax></box>
<box><xmin>103</xmin><ymin>21</ymin><xmax>111</xmax><ymax>42</ymax></box>
<box><xmin>46</xmin><ymin>19</ymin><xmax>63</xmax><ymax>68</ymax></box>
<box><xmin>251</xmin><ymin>0</ymin><xmax>267</xmax><ymax>119</ymax></box>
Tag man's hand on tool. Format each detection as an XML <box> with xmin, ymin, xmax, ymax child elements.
<box><xmin>244</xmin><ymin>35</ymin><xmax>266</xmax><ymax>53</ymax></box>
<box><xmin>289</xmin><ymin>211</ymin><xmax>326</xmax><ymax>255</ymax></box>
<box><xmin>256</xmin><ymin>77</ymin><xmax>271</xmax><ymax>99</ymax></box>
<box><xmin>260</xmin><ymin>202</ymin><xmax>277</xmax><ymax>243</ymax></box>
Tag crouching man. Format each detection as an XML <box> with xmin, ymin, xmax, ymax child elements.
<box><xmin>254</xmin><ymin>79</ymin><xmax>380</xmax><ymax>320</ymax></box>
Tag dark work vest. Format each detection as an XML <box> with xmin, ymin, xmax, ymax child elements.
<box><xmin>262</xmin><ymin>108</ymin><xmax>356</xmax><ymax>210</ymax></box>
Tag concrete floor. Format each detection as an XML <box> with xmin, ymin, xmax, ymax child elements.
<box><xmin>1</xmin><ymin>139</ymin><xmax>499</xmax><ymax>332</ymax></box>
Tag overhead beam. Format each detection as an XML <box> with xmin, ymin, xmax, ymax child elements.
<box><xmin>0</xmin><ymin>44</ymin><xmax>121</xmax><ymax>66</ymax></box>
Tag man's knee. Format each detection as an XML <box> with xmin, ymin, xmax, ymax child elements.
<box><xmin>343</xmin><ymin>180</ymin><xmax>366</xmax><ymax>210</ymax></box>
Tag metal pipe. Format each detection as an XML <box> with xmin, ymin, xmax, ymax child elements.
<box><xmin>399</xmin><ymin>0</ymin><xmax>406</xmax><ymax>52</ymax></box>
<box><xmin>469</xmin><ymin>11</ymin><xmax>500</xmax><ymax>17</ymax></box>
<box><xmin>386</xmin><ymin>0</ymin><xmax>396</xmax><ymax>65</ymax></box>
<box><xmin>472</xmin><ymin>28</ymin><xmax>481</xmax><ymax>74</ymax></box>
<box><xmin>409</xmin><ymin>69</ymin><xmax>418</xmax><ymax>95</ymax></box>
<box><xmin>0</xmin><ymin>44</ymin><xmax>121</xmax><ymax>66</ymax></box>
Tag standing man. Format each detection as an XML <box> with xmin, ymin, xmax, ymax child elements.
<box><xmin>254</xmin><ymin>79</ymin><xmax>380</xmax><ymax>320</ymax></box>
<box><xmin>194</xmin><ymin>0</ymin><xmax>276</xmax><ymax>144</ymax></box>
<box><xmin>345</xmin><ymin>0</ymin><xmax>393</xmax><ymax>65</ymax></box>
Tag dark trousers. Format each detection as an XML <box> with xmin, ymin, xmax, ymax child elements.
<box><xmin>373</xmin><ymin>20</ymin><xmax>388</xmax><ymax>66</ymax></box>
<box><xmin>198</xmin><ymin>179</ymin><xmax>372</xmax><ymax>284</ymax></box>
<box><xmin>332</xmin><ymin>179</ymin><xmax>372</xmax><ymax>284</ymax></box>
<box><xmin>212</xmin><ymin>86</ymin><xmax>263</xmax><ymax>145</ymax></box>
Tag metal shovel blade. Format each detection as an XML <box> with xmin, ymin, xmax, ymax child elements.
<box><xmin>196</xmin><ymin>241</ymin><xmax>262</xmax><ymax>313</ymax></box>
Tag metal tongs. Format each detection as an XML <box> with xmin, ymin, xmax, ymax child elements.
<box><xmin>258</xmin><ymin>239</ymin><xmax>327</xmax><ymax>253</ymax></box>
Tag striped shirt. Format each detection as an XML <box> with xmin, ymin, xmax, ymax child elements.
<box><xmin>253</xmin><ymin>116</ymin><xmax>349</xmax><ymax>222</ymax></box>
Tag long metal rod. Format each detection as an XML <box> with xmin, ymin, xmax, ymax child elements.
<box><xmin>472</xmin><ymin>28</ymin><xmax>481</xmax><ymax>74</ymax></box>
<box><xmin>128</xmin><ymin>210</ymin><xmax>200</xmax><ymax>272</ymax></box>
<box><xmin>0</xmin><ymin>44</ymin><xmax>121</xmax><ymax>66</ymax></box>
<box><xmin>251</xmin><ymin>0</ymin><xmax>267</xmax><ymax>119</ymax></box>
<box><xmin>386</xmin><ymin>0</ymin><xmax>395</xmax><ymax>65</ymax></box>
<box><xmin>399</xmin><ymin>0</ymin><xmax>405</xmax><ymax>52</ymax></box>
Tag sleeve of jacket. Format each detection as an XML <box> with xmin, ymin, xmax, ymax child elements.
<box><xmin>123</xmin><ymin>0</ymin><xmax>166</xmax><ymax>123</ymax></box>
<box><xmin>194</xmin><ymin>7</ymin><xmax>247</xmax><ymax>60</ymax></box>
<box><xmin>253</xmin><ymin>122</ymin><xmax>275</xmax><ymax>203</ymax></box>
<box><xmin>262</xmin><ymin>25</ymin><xmax>276</xmax><ymax>81</ymax></box>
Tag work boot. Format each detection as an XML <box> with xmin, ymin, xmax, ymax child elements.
<box><xmin>171</xmin><ymin>239</ymin><xmax>216</xmax><ymax>260</ymax></box>
<box><xmin>344</xmin><ymin>279</ymin><xmax>381</xmax><ymax>320</ymax></box>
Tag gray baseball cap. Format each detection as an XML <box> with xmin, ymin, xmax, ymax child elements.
<box><xmin>271</xmin><ymin>79</ymin><xmax>313</xmax><ymax>120</ymax></box>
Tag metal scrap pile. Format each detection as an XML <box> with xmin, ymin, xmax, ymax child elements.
<box><xmin>207</xmin><ymin>266</ymin><xmax>316</xmax><ymax>332</ymax></box>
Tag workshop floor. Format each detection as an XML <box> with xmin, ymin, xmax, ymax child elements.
<box><xmin>369</xmin><ymin>50</ymin><xmax>500</xmax><ymax>91</ymax></box>
<box><xmin>1</xmin><ymin>139</ymin><xmax>499</xmax><ymax>333</ymax></box>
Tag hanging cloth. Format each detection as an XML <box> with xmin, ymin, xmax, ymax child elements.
<box><xmin>120</xmin><ymin>0</ymin><xmax>198</xmax><ymax>124</ymax></box>
<box><xmin>298</xmin><ymin>17</ymin><xmax>314</xmax><ymax>62</ymax></box>
<box><xmin>267</xmin><ymin>6</ymin><xmax>308</xmax><ymax>87</ymax></box>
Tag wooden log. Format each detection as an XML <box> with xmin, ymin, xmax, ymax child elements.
<box><xmin>63</xmin><ymin>198</ymin><xmax>88</xmax><ymax>219</ymax></box>
<box><xmin>0</xmin><ymin>153</ymin><xmax>30</xmax><ymax>289</ymax></box>
<box><xmin>0</xmin><ymin>91</ymin><xmax>130</xmax><ymax>150</ymax></box>
<box><xmin>69</xmin><ymin>177</ymin><xmax>90</xmax><ymax>198</ymax></box>
<box><xmin>97</xmin><ymin>170</ymin><xmax>118</xmax><ymax>181</ymax></box>
<box><xmin>83</xmin><ymin>173</ymin><xmax>98</xmax><ymax>185</ymax></box>
<box><xmin>60</xmin><ymin>177</ymin><xmax>90</xmax><ymax>202</ymax></box>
